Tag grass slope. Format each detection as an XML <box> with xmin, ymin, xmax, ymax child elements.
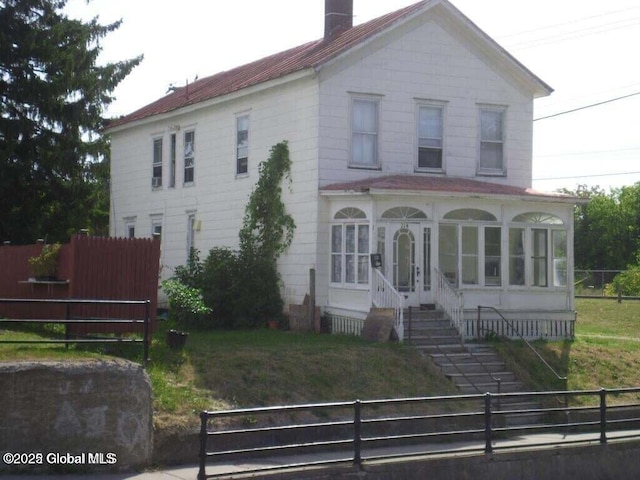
<box><xmin>3</xmin><ymin>298</ymin><xmax>640</xmax><ymax>425</ymax></box>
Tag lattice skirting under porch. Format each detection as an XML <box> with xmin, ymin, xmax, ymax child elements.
<box><xmin>326</xmin><ymin>314</ymin><xmax>365</xmax><ymax>336</ymax></box>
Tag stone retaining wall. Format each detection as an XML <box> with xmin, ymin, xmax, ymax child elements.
<box><xmin>0</xmin><ymin>360</ymin><xmax>152</xmax><ymax>473</ymax></box>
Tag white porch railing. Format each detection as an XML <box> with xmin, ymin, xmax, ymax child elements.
<box><xmin>433</xmin><ymin>268</ymin><xmax>465</xmax><ymax>336</ymax></box>
<box><xmin>371</xmin><ymin>268</ymin><xmax>405</xmax><ymax>341</ymax></box>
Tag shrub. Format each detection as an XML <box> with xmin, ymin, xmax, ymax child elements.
<box><xmin>166</xmin><ymin>141</ymin><xmax>294</xmax><ymax>330</ymax></box>
<box><xmin>604</xmin><ymin>266</ymin><xmax>640</xmax><ymax>297</ymax></box>
<box><xmin>161</xmin><ymin>278</ymin><xmax>211</xmax><ymax>329</ymax></box>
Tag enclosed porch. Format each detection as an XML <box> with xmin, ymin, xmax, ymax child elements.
<box><xmin>319</xmin><ymin>176</ymin><xmax>577</xmax><ymax>341</ymax></box>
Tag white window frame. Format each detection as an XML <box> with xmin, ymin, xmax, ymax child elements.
<box><xmin>331</xmin><ymin>208</ymin><xmax>370</xmax><ymax>288</ymax></box>
<box><xmin>186</xmin><ymin>212</ymin><xmax>196</xmax><ymax>260</ymax></box>
<box><xmin>478</xmin><ymin>105</ymin><xmax>506</xmax><ymax>175</ymax></box>
<box><xmin>416</xmin><ymin>101</ymin><xmax>445</xmax><ymax>172</ymax></box>
<box><xmin>350</xmin><ymin>96</ymin><xmax>380</xmax><ymax>169</ymax></box>
<box><xmin>236</xmin><ymin>114</ymin><xmax>249</xmax><ymax>176</ymax></box>
<box><xmin>508</xmin><ymin>213</ymin><xmax>568</xmax><ymax>289</ymax></box>
<box><xmin>169</xmin><ymin>133</ymin><xmax>176</xmax><ymax>188</ymax></box>
<box><xmin>152</xmin><ymin>137</ymin><xmax>163</xmax><ymax>188</ymax></box>
<box><xmin>183</xmin><ymin>130</ymin><xmax>195</xmax><ymax>184</ymax></box>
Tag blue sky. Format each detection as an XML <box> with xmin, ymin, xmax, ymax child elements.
<box><xmin>65</xmin><ymin>0</ymin><xmax>640</xmax><ymax>193</ymax></box>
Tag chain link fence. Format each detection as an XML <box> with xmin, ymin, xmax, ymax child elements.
<box><xmin>575</xmin><ymin>270</ymin><xmax>624</xmax><ymax>296</ymax></box>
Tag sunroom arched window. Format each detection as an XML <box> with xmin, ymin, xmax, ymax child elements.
<box><xmin>381</xmin><ymin>207</ymin><xmax>427</xmax><ymax>220</ymax></box>
<box><xmin>334</xmin><ymin>207</ymin><xmax>366</xmax><ymax>220</ymax></box>
<box><xmin>332</xmin><ymin>208</ymin><xmax>369</xmax><ymax>286</ymax></box>
<box><xmin>444</xmin><ymin>208</ymin><xmax>497</xmax><ymax>221</ymax></box>
<box><xmin>512</xmin><ymin>212</ymin><xmax>563</xmax><ymax>224</ymax></box>
<box><xmin>439</xmin><ymin>208</ymin><xmax>500</xmax><ymax>287</ymax></box>
<box><xmin>509</xmin><ymin>212</ymin><xmax>567</xmax><ymax>288</ymax></box>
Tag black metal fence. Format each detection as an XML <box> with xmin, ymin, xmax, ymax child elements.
<box><xmin>198</xmin><ymin>387</ymin><xmax>640</xmax><ymax>479</ymax></box>
<box><xmin>0</xmin><ymin>298</ymin><xmax>151</xmax><ymax>366</ymax></box>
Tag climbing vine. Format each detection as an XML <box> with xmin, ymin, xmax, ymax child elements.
<box><xmin>164</xmin><ymin>141</ymin><xmax>296</xmax><ymax>329</ymax></box>
<box><xmin>239</xmin><ymin>141</ymin><xmax>296</xmax><ymax>262</ymax></box>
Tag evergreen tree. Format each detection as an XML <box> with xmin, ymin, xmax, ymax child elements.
<box><xmin>0</xmin><ymin>0</ymin><xmax>141</xmax><ymax>243</ymax></box>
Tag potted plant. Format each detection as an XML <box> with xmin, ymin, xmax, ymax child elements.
<box><xmin>28</xmin><ymin>243</ymin><xmax>62</xmax><ymax>281</ymax></box>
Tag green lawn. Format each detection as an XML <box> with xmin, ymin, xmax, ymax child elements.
<box><xmin>491</xmin><ymin>298</ymin><xmax>640</xmax><ymax>405</ymax></box>
<box><xmin>3</xmin><ymin>297</ymin><xmax>640</xmax><ymax>425</ymax></box>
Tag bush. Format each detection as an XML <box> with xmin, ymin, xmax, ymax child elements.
<box><xmin>604</xmin><ymin>266</ymin><xmax>640</xmax><ymax>297</ymax></box>
<box><xmin>161</xmin><ymin>278</ymin><xmax>211</xmax><ymax>329</ymax></box>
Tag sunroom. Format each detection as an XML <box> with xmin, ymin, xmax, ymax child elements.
<box><xmin>320</xmin><ymin>177</ymin><xmax>577</xmax><ymax>340</ymax></box>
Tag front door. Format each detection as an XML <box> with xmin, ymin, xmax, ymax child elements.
<box><xmin>389</xmin><ymin>223</ymin><xmax>431</xmax><ymax>306</ymax></box>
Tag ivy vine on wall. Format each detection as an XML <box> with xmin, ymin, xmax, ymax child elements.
<box><xmin>239</xmin><ymin>141</ymin><xmax>296</xmax><ymax>262</ymax></box>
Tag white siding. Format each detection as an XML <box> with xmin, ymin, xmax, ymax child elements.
<box><xmin>111</xmin><ymin>77</ymin><xmax>321</xmax><ymax>306</ymax></box>
<box><xmin>317</xmin><ymin>15</ymin><xmax>535</xmax><ymax>189</ymax></box>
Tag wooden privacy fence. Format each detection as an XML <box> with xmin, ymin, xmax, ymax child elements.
<box><xmin>0</xmin><ymin>235</ymin><xmax>160</xmax><ymax>335</ymax></box>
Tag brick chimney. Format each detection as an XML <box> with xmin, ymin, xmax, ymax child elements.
<box><xmin>324</xmin><ymin>0</ymin><xmax>353</xmax><ymax>39</ymax></box>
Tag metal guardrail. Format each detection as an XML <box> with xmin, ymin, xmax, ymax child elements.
<box><xmin>197</xmin><ymin>387</ymin><xmax>640</xmax><ymax>479</ymax></box>
<box><xmin>477</xmin><ymin>305</ymin><xmax>567</xmax><ymax>405</ymax></box>
<box><xmin>0</xmin><ymin>298</ymin><xmax>151</xmax><ymax>366</ymax></box>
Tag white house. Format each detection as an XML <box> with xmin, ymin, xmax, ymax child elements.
<box><xmin>108</xmin><ymin>0</ymin><xmax>577</xmax><ymax>340</ymax></box>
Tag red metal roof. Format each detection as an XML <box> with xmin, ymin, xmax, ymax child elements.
<box><xmin>320</xmin><ymin>175</ymin><xmax>576</xmax><ymax>200</ymax></box>
<box><xmin>108</xmin><ymin>2</ymin><xmax>428</xmax><ymax>129</ymax></box>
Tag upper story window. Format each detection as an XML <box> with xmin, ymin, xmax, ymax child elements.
<box><xmin>478</xmin><ymin>106</ymin><xmax>506</xmax><ymax>175</ymax></box>
<box><xmin>351</xmin><ymin>98</ymin><xmax>378</xmax><ymax>168</ymax></box>
<box><xmin>169</xmin><ymin>133</ymin><xmax>176</xmax><ymax>188</ymax></box>
<box><xmin>184</xmin><ymin>130</ymin><xmax>195</xmax><ymax>184</ymax></box>
<box><xmin>236</xmin><ymin>115</ymin><xmax>249</xmax><ymax>175</ymax></box>
<box><xmin>417</xmin><ymin>104</ymin><xmax>444</xmax><ymax>171</ymax></box>
<box><xmin>152</xmin><ymin>138</ymin><xmax>162</xmax><ymax>188</ymax></box>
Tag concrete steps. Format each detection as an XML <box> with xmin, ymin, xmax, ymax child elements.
<box><xmin>404</xmin><ymin>306</ymin><xmax>542</xmax><ymax>425</ymax></box>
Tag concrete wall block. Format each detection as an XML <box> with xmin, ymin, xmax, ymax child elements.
<box><xmin>0</xmin><ymin>360</ymin><xmax>152</xmax><ymax>473</ymax></box>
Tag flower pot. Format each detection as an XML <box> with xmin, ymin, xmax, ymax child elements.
<box><xmin>268</xmin><ymin>320</ymin><xmax>280</xmax><ymax>330</ymax></box>
<box><xmin>166</xmin><ymin>329</ymin><xmax>188</xmax><ymax>349</ymax></box>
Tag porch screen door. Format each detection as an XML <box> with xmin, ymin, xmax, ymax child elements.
<box><xmin>392</xmin><ymin>224</ymin><xmax>423</xmax><ymax>305</ymax></box>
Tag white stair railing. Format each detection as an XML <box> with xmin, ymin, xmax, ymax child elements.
<box><xmin>371</xmin><ymin>268</ymin><xmax>404</xmax><ymax>341</ymax></box>
<box><xmin>433</xmin><ymin>268</ymin><xmax>465</xmax><ymax>336</ymax></box>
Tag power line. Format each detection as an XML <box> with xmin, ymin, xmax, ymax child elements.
<box><xmin>534</xmin><ymin>171</ymin><xmax>640</xmax><ymax>181</ymax></box>
<box><xmin>533</xmin><ymin>92</ymin><xmax>640</xmax><ymax>121</ymax></box>
<box><xmin>536</xmin><ymin>146</ymin><xmax>640</xmax><ymax>158</ymax></box>
<box><xmin>499</xmin><ymin>6</ymin><xmax>640</xmax><ymax>40</ymax></box>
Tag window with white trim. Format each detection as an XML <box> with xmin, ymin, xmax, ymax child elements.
<box><xmin>417</xmin><ymin>104</ymin><xmax>444</xmax><ymax>171</ymax></box>
<box><xmin>509</xmin><ymin>212</ymin><xmax>568</xmax><ymax>288</ymax></box>
<box><xmin>152</xmin><ymin>138</ymin><xmax>163</xmax><ymax>188</ymax></box>
<box><xmin>479</xmin><ymin>106</ymin><xmax>505</xmax><ymax>174</ymax></box>
<box><xmin>236</xmin><ymin>115</ymin><xmax>249</xmax><ymax>175</ymax></box>
<box><xmin>169</xmin><ymin>133</ymin><xmax>176</xmax><ymax>188</ymax></box>
<box><xmin>186</xmin><ymin>213</ymin><xmax>196</xmax><ymax>260</ymax></box>
<box><xmin>331</xmin><ymin>208</ymin><xmax>369</xmax><ymax>286</ymax></box>
<box><xmin>439</xmin><ymin>209</ymin><xmax>501</xmax><ymax>287</ymax></box>
<box><xmin>184</xmin><ymin>130</ymin><xmax>195</xmax><ymax>184</ymax></box>
<box><xmin>351</xmin><ymin>98</ymin><xmax>378</xmax><ymax>168</ymax></box>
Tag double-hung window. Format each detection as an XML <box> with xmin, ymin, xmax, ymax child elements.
<box><xmin>479</xmin><ymin>106</ymin><xmax>505</xmax><ymax>174</ymax></box>
<box><xmin>152</xmin><ymin>138</ymin><xmax>163</xmax><ymax>188</ymax></box>
<box><xmin>169</xmin><ymin>133</ymin><xmax>176</xmax><ymax>188</ymax></box>
<box><xmin>351</xmin><ymin>98</ymin><xmax>378</xmax><ymax>168</ymax></box>
<box><xmin>417</xmin><ymin>104</ymin><xmax>444</xmax><ymax>171</ymax></box>
<box><xmin>184</xmin><ymin>131</ymin><xmax>195</xmax><ymax>184</ymax></box>
<box><xmin>236</xmin><ymin>115</ymin><xmax>249</xmax><ymax>175</ymax></box>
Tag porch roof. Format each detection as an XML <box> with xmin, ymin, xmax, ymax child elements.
<box><xmin>320</xmin><ymin>175</ymin><xmax>577</xmax><ymax>203</ymax></box>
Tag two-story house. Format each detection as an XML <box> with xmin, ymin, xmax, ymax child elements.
<box><xmin>108</xmin><ymin>0</ymin><xmax>577</xmax><ymax>340</ymax></box>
